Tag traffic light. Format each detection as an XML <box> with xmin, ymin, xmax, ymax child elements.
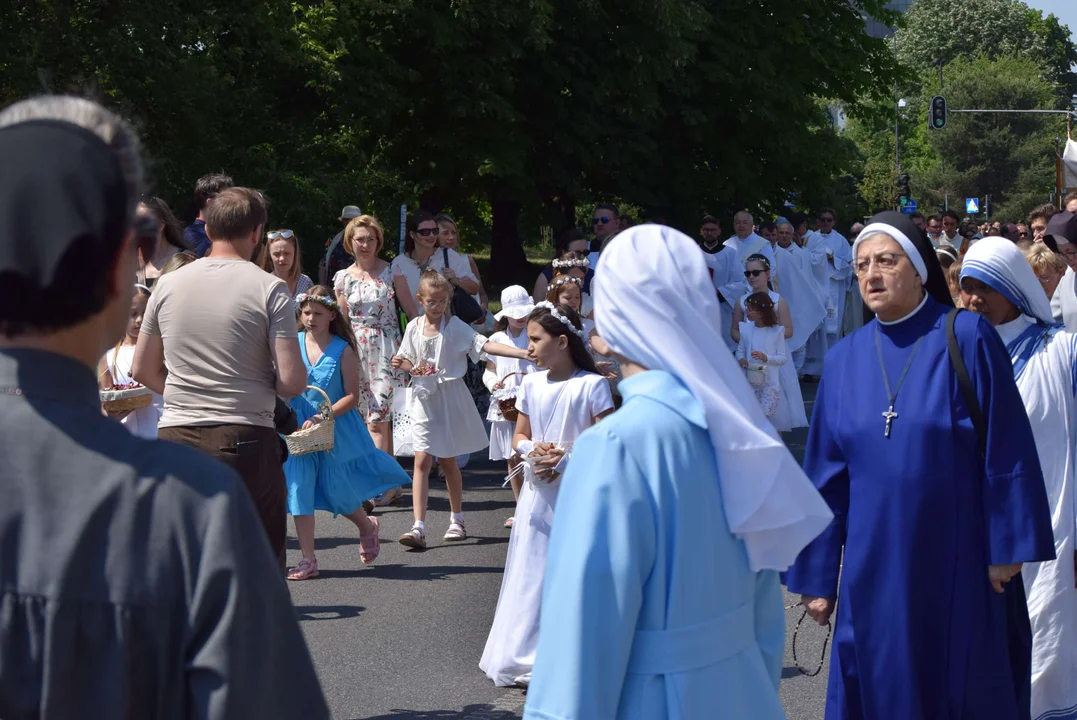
<box><xmin>929</xmin><ymin>95</ymin><xmax>947</xmax><ymax>130</ymax></box>
<box><xmin>897</xmin><ymin>173</ymin><xmax>911</xmax><ymax>206</ymax></box>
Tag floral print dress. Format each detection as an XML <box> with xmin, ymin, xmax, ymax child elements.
<box><xmin>334</xmin><ymin>264</ymin><xmax>402</xmax><ymax>423</ymax></box>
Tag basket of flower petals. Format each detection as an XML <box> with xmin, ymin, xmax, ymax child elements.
<box><xmin>100</xmin><ymin>383</ymin><xmax>153</xmax><ymax>413</ymax></box>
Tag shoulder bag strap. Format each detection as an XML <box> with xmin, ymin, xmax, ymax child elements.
<box><xmin>946</xmin><ymin>308</ymin><xmax>987</xmax><ymax>458</ymax></box>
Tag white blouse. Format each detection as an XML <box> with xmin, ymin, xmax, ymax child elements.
<box><xmin>397</xmin><ymin>315</ymin><xmax>487</xmax><ymax>381</ymax></box>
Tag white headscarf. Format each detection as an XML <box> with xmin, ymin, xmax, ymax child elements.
<box><xmin>594</xmin><ymin>225</ymin><xmax>833</xmax><ymax>572</ymax></box>
<box><xmin>961</xmin><ymin>237</ymin><xmax>1055</xmax><ymax>325</ymax></box>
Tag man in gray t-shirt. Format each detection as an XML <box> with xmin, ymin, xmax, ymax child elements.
<box><xmin>135</xmin><ymin>187</ymin><xmax>306</xmax><ymax>560</ymax></box>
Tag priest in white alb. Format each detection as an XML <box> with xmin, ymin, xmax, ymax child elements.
<box><xmin>725</xmin><ymin>211</ymin><xmax>775</xmax><ymax>269</ymax></box>
<box><xmin>792</xmin><ymin>212</ymin><xmax>830</xmax><ymax>376</ymax></box>
<box><xmin>815</xmin><ymin>208</ymin><xmax>852</xmax><ymax>348</ymax></box>
<box><xmin>960</xmin><ymin>237</ymin><xmax>1077</xmax><ymax>720</ymax></box>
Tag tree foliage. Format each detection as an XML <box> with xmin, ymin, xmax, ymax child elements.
<box><xmin>0</xmin><ymin>0</ymin><xmax>899</xmax><ymax>280</ymax></box>
<box><xmin>895</xmin><ymin>0</ymin><xmax>1077</xmax><ymax>101</ymax></box>
<box><xmin>845</xmin><ymin>0</ymin><xmax>1076</xmax><ymax>221</ymax></box>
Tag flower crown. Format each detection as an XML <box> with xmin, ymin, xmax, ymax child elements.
<box><xmin>550</xmin><ymin>275</ymin><xmax>583</xmax><ymax>290</ymax></box>
<box><xmin>533</xmin><ymin>301</ymin><xmax>585</xmax><ymax>339</ymax></box>
<box><xmin>552</xmin><ymin>257</ymin><xmax>590</xmax><ymax>270</ymax></box>
<box><xmin>296</xmin><ymin>293</ymin><xmax>338</xmax><ymax>310</ymax></box>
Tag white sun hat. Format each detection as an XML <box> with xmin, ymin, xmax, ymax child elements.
<box><xmin>494</xmin><ymin>285</ymin><xmax>535</xmax><ymax>321</ymax></box>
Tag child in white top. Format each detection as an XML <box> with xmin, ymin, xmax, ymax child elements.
<box><xmin>98</xmin><ymin>284</ymin><xmax>161</xmax><ymax>438</ymax></box>
<box><xmin>482</xmin><ymin>286</ymin><xmax>536</xmax><ymax>526</ymax></box>
<box><xmin>391</xmin><ymin>270</ymin><xmax>529</xmax><ymax>548</ymax></box>
<box><xmin>736</xmin><ymin>292</ymin><xmax>787</xmax><ymax>419</ymax></box>
<box><xmin>479</xmin><ymin>301</ymin><xmax>614</xmax><ymax>688</ymax></box>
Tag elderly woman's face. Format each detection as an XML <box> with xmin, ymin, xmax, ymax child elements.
<box><xmin>856</xmin><ymin>234</ymin><xmax>921</xmax><ymax>318</ymax></box>
<box><xmin>437</xmin><ymin>221</ymin><xmax>458</xmax><ymax>250</ymax></box>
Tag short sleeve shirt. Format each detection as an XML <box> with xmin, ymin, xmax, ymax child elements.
<box><xmin>141</xmin><ymin>258</ymin><xmax>297</xmax><ymax>428</ymax></box>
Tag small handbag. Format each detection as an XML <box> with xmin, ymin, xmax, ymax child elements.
<box><xmin>444</xmin><ymin>248</ymin><xmax>484</xmax><ymax>325</ymax></box>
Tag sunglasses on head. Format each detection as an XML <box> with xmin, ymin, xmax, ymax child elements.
<box><xmin>744</xmin><ymin>269</ymin><xmax>766</xmax><ymax>278</ymax></box>
<box><xmin>267</xmin><ymin>230</ymin><xmax>294</xmax><ymax>240</ymax></box>
<box><xmin>593</xmin><ymin>217</ymin><xmax>610</xmax><ymax>225</ymax></box>
<box><xmin>415</xmin><ymin>227</ymin><xmax>440</xmax><ymax>237</ymax></box>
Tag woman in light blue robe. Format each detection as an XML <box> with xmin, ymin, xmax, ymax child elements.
<box><xmin>524</xmin><ymin>225</ymin><xmax>833</xmax><ymax>720</ymax></box>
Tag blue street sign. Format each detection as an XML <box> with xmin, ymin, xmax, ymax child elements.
<box><xmin>965</xmin><ymin>198</ymin><xmax>980</xmax><ymax>214</ymax></box>
<box><xmin>901</xmin><ymin>199</ymin><xmax>918</xmax><ymax>215</ymax></box>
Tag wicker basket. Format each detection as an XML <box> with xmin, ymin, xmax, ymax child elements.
<box><xmin>101</xmin><ymin>389</ymin><xmax>153</xmax><ymax>413</ymax></box>
<box><xmin>496</xmin><ymin>371</ymin><xmax>527</xmax><ymax>422</ymax></box>
<box><xmin>285</xmin><ymin>386</ymin><xmax>335</xmax><ymax>456</ymax></box>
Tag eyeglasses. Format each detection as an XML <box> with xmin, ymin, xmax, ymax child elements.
<box><xmin>744</xmin><ymin>269</ymin><xmax>767</xmax><ymax>278</ymax></box>
<box><xmin>267</xmin><ymin>230</ymin><xmax>294</xmax><ymax>240</ymax></box>
<box><xmin>855</xmin><ymin>252</ymin><xmax>904</xmax><ymax>275</ymax></box>
<box><xmin>414</xmin><ymin>227</ymin><xmax>440</xmax><ymax>237</ymax></box>
<box><xmin>1019</xmin><ymin>232</ymin><xmax>1030</xmax><ymax>238</ymax></box>
<box><xmin>593</xmin><ymin>217</ymin><xmax>610</xmax><ymax>225</ymax></box>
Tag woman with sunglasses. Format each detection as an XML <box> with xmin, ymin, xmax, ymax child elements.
<box><xmin>729</xmin><ymin>254</ymin><xmax>807</xmax><ymax>432</ymax></box>
<box><xmin>391</xmin><ymin>210</ymin><xmax>480</xmax><ymax>322</ymax></box>
<box><xmin>135</xmin><ymin>197</ymin><xmax>187</xmax><ymax>288</ymax></box>
<box><xmin>262</xmin><ymin>229</ymin><xmax>313</xmax><ymax>307</ymax></box>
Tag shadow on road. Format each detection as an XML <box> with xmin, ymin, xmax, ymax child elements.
<box><xmin>294</xmin><ymin>604</ymin><xmax>364</xmax><ymax>621</ymax></box>
<box><xmin>355</xmin><ymin>705</ymin><xmax>521</xmax><ymax>719</ymax></box>
<box><xmin>340</xmin><ymin>562</ymin><xmax>507</xmax><ymax>582</ymax></box>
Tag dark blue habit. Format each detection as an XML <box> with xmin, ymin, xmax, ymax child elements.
<box><xmin>786</xmin><ymin>295</ymin><xmax>1056</xmax><ymax>720</ymax></box>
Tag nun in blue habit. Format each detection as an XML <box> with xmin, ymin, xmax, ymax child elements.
<box><xmin>785</xmin><ymin>212</ymin><xmax>1056</xmax><ymax>720</ymax></box>
<box><xmin>523</xmin><ymin>225</ymin><xmax>834</xmax><ymax>720</ymax></box>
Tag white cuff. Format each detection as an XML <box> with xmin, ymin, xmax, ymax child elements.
<box><xmin>516</xmin><ymin>439</ymin><xmax>534</xmax><ymax>457</ymax></box>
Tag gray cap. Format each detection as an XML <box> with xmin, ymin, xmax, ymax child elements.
<box><xmin>339</xmin><ymin>205</ymin><xmax>361</xmax><ymax>221</ymax></box>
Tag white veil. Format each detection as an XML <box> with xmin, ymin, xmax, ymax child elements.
<box><xmin>594</xmin><ymin>225</ymin><xmax>833</xmax><ymax>571</ymax></box>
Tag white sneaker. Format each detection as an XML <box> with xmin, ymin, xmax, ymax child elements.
<box><xmin>512</xmin><ymin>673</ymin><xmax>531</xmax><ymax>688</ymax></box>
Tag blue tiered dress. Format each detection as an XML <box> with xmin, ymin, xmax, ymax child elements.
<box><xmin>284</xmin><ymin>332</ymin><xmax>410</xmax><ymax>516</ymax></box>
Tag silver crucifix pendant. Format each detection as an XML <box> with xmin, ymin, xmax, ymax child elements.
<box><xmin>882</xmin><ymin>406</ymin><xmax>898</xmax><ymax>438</ymax></box>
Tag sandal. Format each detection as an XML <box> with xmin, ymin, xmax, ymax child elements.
<box><xmin>399</xmin><ymin>525</ymin><xmax>427</xmax><ymax>549</ymax></box>
<box><xmin>373</xmin><ymin>487</ymin><xmax>403</xmax><ymax>507</ymax></box>
<box><xmin>287</xmin><ymin>557</ymin><xmax>319</xmax><ymax>581</ymax></box>
<box><xmin>359</xmin><ymin>517</ymin><xmax>381</xmax><ymax>565</ymax></box>
<box><xmin>444</xmin><ymin>520</ymin><xmax>467</xmax><ymax>542</ymax></box>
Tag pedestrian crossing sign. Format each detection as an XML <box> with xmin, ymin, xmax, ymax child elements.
<box><xmin>965</xmin><ymin>198</ymin><xmax>980</xmax><ymax>214</ymax></box>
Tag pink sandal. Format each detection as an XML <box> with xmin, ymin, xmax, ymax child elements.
<box><xmin>287</xmin><ymin>557</ymin><xmax>319</xmax><ymax>581</ymax></box>
<box><xmin>360</xmin><ymin>516</ymin><xmax>381</xmax><ymax>565</ymax></box>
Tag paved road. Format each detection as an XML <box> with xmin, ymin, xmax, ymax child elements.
<box><xmin>287</xmin><ymin>382</ymin><xmax>830</xmax><ymax>719</ymax></box>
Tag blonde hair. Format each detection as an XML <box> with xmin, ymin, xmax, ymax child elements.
<box><xmin>1024</xmin><ymin>243</ymin><xmax>1065</xmax><ymax>275</ymax></box>
<box><xmin>261</xmin><ymin>229</ymin><xmax>303</xmax><ymax>284</ymax></box>
<box><xmin>418</xmin><ymin>268</ymin><xmax>452</xmax><ymax>297</ymax></box>
<box><xmin>343</xmin><ymin>215</ymin><xmax>384</xmax><ymax>255</ymax></box>
<box><xmin>158</xmin><ymin>251</ymin><xmax>197</xmax><ymax>277</ymax></box>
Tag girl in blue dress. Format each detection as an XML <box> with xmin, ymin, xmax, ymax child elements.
<box><xmin>285</xmin><ymin>285</ymin><xmax>410</xmax><ymax>581</ymax></box>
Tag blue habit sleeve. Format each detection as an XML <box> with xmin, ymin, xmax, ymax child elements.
<box><xmin>523</xmin><ymin>429</ymin><xmax>656</xmax><ymax>720</ymax></box>
<box><xmin>784</xmin><ymin>373</ymin><xmax>848</xmax><ymax>599</ymax></box>
<box><xmin>964</xmin><ymin>313</ymin><xmax>1055</xmax><ymax>565</ymax></box>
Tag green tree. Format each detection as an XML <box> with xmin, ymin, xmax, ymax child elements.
<box><xmin>908</xmin><ymin>54</ymin><xmax>1057</xmax><ymax>219</ymax></box>
<box><xmin>895</xmin><ymin>0</ymin><xmax>1077</xmax><ymax>102</ymax></box>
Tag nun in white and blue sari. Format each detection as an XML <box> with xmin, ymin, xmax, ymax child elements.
<box><xmin>523</xmin><ymin>225</ymin><xmax>833</xmax><ymax>720</ymax></box>
<box><xmin>961</xmin><ymin>238</ymin><xmax>1077</xmax><ymax>720</ymax></box>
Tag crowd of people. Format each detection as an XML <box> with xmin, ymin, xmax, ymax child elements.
<box><xmin>3</xmin><ymin>93</ymin><xmax>1077</xmax><ymax>720</ymax></box>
